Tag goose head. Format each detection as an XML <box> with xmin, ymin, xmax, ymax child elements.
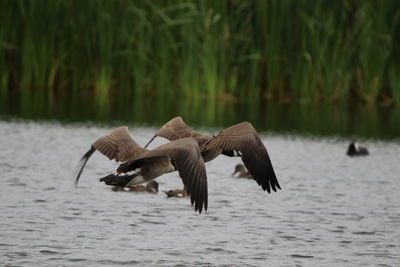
<box><xmin>232</xmin><ymin>164</ymin><xmax>246</xmax><ymax>176</ymax></box>
<box><xmin>146</xmin><ymin>180</ymin><xmax>159</xmax><ymax>193</ymax></box>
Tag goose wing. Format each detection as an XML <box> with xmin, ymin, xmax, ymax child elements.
<box><xmin>145</xmin><ymin>116</ymin><xmax>208</xmax><ymax>148</ymax></box>
<box><xmin>74</xmin><ymin>126</ymin><xmax>145</xmax><ymax>186</ymax></box>
<box><xmin>132</xmin><ymin>137</ymin><xmax>208</xmax><ymax>213</ymax></box>
<box><xmin>91</xmin><ymin>126</ymin><xmax>145</xmax><ymax>161</ymax></box>
<box><xmin>203</xmin><ymin>122</ymin><xmax>280</xmax><ymax>193</ymax></box>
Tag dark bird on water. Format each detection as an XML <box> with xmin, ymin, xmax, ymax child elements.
<box><xmin>347</xmin><ymin>142</ymin><xmax>369</xmax><ymax>156</ymax></box>
<box><xmin>74</xmin><ymin>126</ymin><xmax>208</xmax><ymax>213</ymax></box>
<box><xmin>232</xmin><ymin>164</ymin><xmax>252</xmax><ymax>179</ymax></box>
<box><xmin>111</xmin><ymin>180</ymin><xmax>159</xmax><ymax>193</ymax></box>
<box><xmin>145</xmin><ymin>116</ymin><xmax>281</xmax><ymax>194</ymax></box>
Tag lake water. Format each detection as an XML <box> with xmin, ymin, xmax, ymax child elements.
<box><xmin>1</xmin><ymin>91</ymin><xmax>400</xmax><ymax>139</ymax></box>
<box><xmin>1</xmin><ymin>120</ymin><xmax>399</xmax><ymax>266</ymax></box>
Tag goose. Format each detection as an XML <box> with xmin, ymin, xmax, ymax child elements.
<box><xmin>347</xmin><ymin>142</ymin><xmax>369</xmax><ymax>156</ymax></box>
<box><xmin>111</xmin><ymin>180</ymin><xmax>159</xmax><ymax>193</ymax></box>
<box><xmin>145</xmin><ymin>116</ymin><xmax>280</xmax><ymax>193</ymax></box>
<box><xmin>232</xmin><ymin>164</ymin><xmax>252</xmax><ymax>179</ymax></box>
<box><xmin>74</xmin><ymin>126</ymin><xmax>207</xmax><ymax>213</ymax></box>
<box><xmin>165</xmin><ymin>188</ymin><xmax>189</xmax><ymax>198</ymax></box>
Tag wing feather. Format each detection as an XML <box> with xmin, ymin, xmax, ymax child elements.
<box><xmin>144</xmin><ymin>116</ymin><xmax>209</xmax><ymax>148</ymax></box>
<box><xmin>92</xmin><ymin>126</ymin><xmax>145</xmax><ymax>162</ymax></box>
<box><xmin>131</xmin><ymin>138</ymin><xmax>208</xmax><ymax>213</ymax></box>
<box><xmin>74</xmin><ymin>126</ymin><xmax>145</xmax><ymax>187</ymax></box>
<box><xmin>204</xmin><ymin>122</ymin><xmax>280</xmax><ymax>192</ymax></box>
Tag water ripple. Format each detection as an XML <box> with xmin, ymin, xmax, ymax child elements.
<box><xmin>1</xmin><ymin>121</ymin><xmax>400</xmax><ymax>266</ymax></box>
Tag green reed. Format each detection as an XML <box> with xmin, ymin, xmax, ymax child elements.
<box><xmin>0</xmin><ymin>0</ymin><xmax>399</xmax><ymax>104</ymax></box>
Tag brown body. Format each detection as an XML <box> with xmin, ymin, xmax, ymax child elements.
<box><xmin>112</xmin><ymin>180</ymin><xmax>159</xmax><ymax>193</ymax></box>
<box><xmin>165</xmin><ymin>189</ymin><xmax>188</xmax><ymax>198</ymax></box>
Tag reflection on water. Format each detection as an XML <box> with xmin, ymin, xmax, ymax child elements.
<box><xmin>1</xmin><ymin>92</ymin><xmax>399</xmax><ymax>139</ymax></box>
<box><xmin>0</xmin><ymin>121</ymin><xmax>399</xmax><ymax>266</ymax></box>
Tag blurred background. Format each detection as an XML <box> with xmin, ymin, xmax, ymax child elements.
<box><xmin>0</xmin><ymin>0</ymin><xmax>399</xmax><ymax>138</ymax></box>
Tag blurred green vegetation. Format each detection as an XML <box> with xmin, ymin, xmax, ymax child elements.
<box><xmin>0</xmin><ymin>0</ymin><xmax>399</xmax><ymax>105</ymax></box>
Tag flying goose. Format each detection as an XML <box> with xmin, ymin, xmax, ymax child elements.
<box><xmin>145</xmin><ymin>117</ymin><xmax>280</xmax><ymax>193</ymax></box>
<box><xmin>232</xmin><ymin>164</ymin><xmax>252</xmax><ymax>179</ymax></box>
<box><xmin>111</xmin><ymin>180</ymin><xmax>159</xmax><ymax>193</ymax></box>
<box><xmin>347</xmin><ymin>142</ymin><xmax>369</xmax><ymax>156</ymax></box>
<box><xmin>74</xmin><ymin>126</ymin><xmax>208</xmax><ymax>213</ymax></box>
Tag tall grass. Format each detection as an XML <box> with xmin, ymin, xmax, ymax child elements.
<box><xmin>0</xmin><ymin>0</ymin><xmax>399</xmax><ymax>104</ymax></box>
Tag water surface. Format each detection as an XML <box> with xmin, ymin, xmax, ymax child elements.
<box><xmin>1</xmin><ymin>92</ymin><xmax>399</xmax><ymax>139</ymax></box>
<box><xmin>1</xmin><ymin>121</ymin><xmax>399</xmax><ymax>266</ymax></box>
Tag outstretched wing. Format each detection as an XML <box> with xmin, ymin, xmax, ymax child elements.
<box><xmin>92</xmin><ymin>126</ymin><xmax>145</xmax><ymax>162</ymax></box>
<box><xmin>133</xmin><ymin>137</ymin><xmax>208</xmax><ymax>213</ymax></box>
<box><xmin>145</xmin><ymin>116</ymin><xmax>208</xmax><ymax>148</ymax></box>
<box><xmin>74</xmin><ymin>126</ymin><xmax>145</xmax><ymax>187</ymax></box>
<box><xmin>203</xmin><ymin>122</ymin><xmax>280</xmax><ymax>193</ymax></box>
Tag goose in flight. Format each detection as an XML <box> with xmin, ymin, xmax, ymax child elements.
<box><xmin>145</xmin><ymin>117</ymin><xmax>280</xmax><ymax>193</ymax></box>
<box><xmin>74</xmin><ymin>126</ymin><xmax>207</xmax><ymax>213</ymax></box>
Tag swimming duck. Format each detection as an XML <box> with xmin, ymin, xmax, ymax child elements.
<box><xmin>232</xmin><ymin>164</ymin><xmax>252</xmax><ymax>179</ymax></box>
<box><xmin>74</xmin><ymin>126</ymin><xmax>207</xmax><ymax>213</ymax></box>
<box><xmin>145</xmin><ymin>116</ymin><xmax>280</xmax><ymax>193</ymax></box>
<box><xmin>347</xmin><ymin>142</ymin><xmax>369</xmax><ymax>156</ymax></box>
<box><xmin>112</xmin><ymin>180</ymin><xmax>159</xmax><ymax>193</ymax></box>
<box><xmin>165</xmin><ymin>188</ymin><xmax>188</xmax><ymax>198</ymax></box>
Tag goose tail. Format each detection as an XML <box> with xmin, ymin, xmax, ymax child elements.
<box><xmin>99</xmin><ymin>173</ymin><xmax>137</xmax><ymax>187</ymax></box>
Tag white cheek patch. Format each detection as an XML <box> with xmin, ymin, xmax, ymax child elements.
<box><xmin>354</xmin><ymin>142</ymin><xmax>360</xmax><ymax>151</ymax></box>
<box><xmin>117</xmin><ymin>168</ymin><xmax>141</xmax><ymax>177</ymax></box>
<box><xmin>127</xmin><ymin>170</ymin><xmax>137</xmax><ymax>176</ymax></box>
